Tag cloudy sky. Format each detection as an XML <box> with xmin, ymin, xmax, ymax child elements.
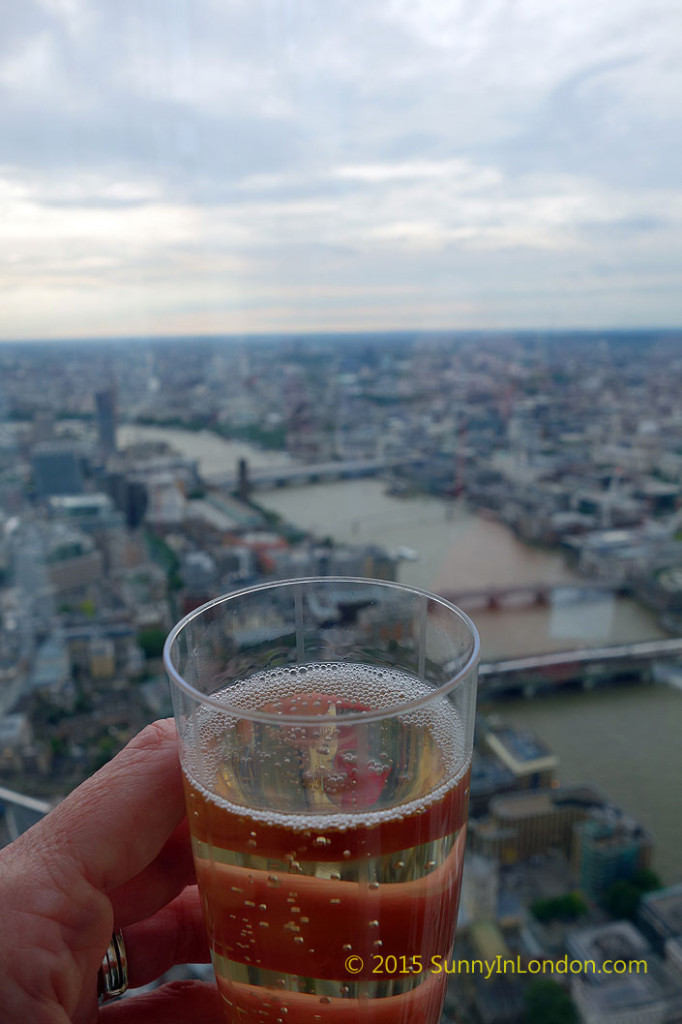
<box><xmin>1</xmin><ymin>0</ymin><xmax>681</xmax><ymax>340</ymax></box>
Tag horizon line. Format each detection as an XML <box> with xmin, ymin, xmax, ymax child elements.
<box><xmin>1</xmin><ymin>325</ymin><xmax>681</xmax><ymax>346</ymax></box>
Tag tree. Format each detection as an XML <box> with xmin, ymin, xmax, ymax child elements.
<box><xmin>604</xmin><ymin>869</ymin><xmax>663</xmax><ymax>920</ymax></box>
<box><xmin>632</xmin><ymin>868</ymin><xmax>663</xmax><ymax>894</ymax></box>
<box><xmin>604</xmin><ymin>880</ymin><xmax>641</xmax><ymax>920</ymax></box>
<box><xmin>137</xmin><ymin>628</ymin><xmax>167</xmax><ymax>659</ymax></box>
<box><xmin>531</xmin><ymin>892</ymin><xmax>588</xmax><ymax>923</ymax></box>
<box><xmin>525</xmin><ymin>979</ymin><xmax>578</xmax><ymax>1024</ymax></box>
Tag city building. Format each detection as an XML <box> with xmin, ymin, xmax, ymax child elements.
<box><xmin>471</xmin><ymin>785</ymin><xmax>604</xmax><ymax>865</ymax></box>
<box><xmin>567</xmin><ymin>920</ymin><xmax>651</xmax><ymax>978</ymax></box>
<box><xmin>269</xmin><ymin>542</ymin><xmax>398</xmax><ymax>582</ymax></box>
<box><xmin>568</xmin><ymin>922</ymin><xmax>681</xmax><ymax>1024</ymax></box>
<box><xmin>0</xmin><ymin>714</ymin><xmax>33</xmax><ymax>772</ymax></box>
<box><xmin>180</xmin><ymin>551</ymin><xmax>218</xmax><ymax>595</ymax></box>
<box><xmin>89</xmin><ymin>638</ymin><xmax>116</xmax><ymax>680</ymax></box>
<box><xmin>465</xmin><ymin>977</ymin><xmax>525</xmax><ymax>1024</ymax></box>
<box><xmin>459</xmin><ymin>853</ymin><xmax>500</xmax><ymax>925</ymax></box>
<box><xmin>31</xmin><ymin>410</ymin><xmax>55</xmax><ymax>445</ymax></box>
<box><xmin>572</xmin><ymin>814</ymin><xmax>654</xmax><ymax>899</ymax></box>
<box><xmin>666</xmin><ymin>937</ymin><xmax>682</xmax><ymax>977</ymax></box>
<box><xmin>95</xmin><ymin>388</ymin><xmax>117</xmax><ymax>456</ymax></box>
<box><xmin>638</xmin><ymin>884</ymin><xmax>682</xmax><ymax>956</ymax></box>
<box><xmin>106</xmin><ymin>473</ymin><xmax>149</xmax><ymax>529</ymax></box>
<box><xmin>469</xmin><ymin>752</ymin><xmax>517</xmax><ymax>816</ymax></box>
<box><xmin>47</xmin><ymin>493</ymin><xmax>124</xmax><ymax>533</ymax></box>
<box><xmin>45</xmin><ymin>525</ymin><xmax>103</xmax><ymax>593</ymax></box>
<box><xmin>483</xmin><ymin>723</ymin><xmax>558</xmax><ymax>791</ymax></box>
<box><xmin>64</xmin><ymin>622</ymin><xmax>135</xmax><ymax>675</ymax></box>
<box><xmin>29</xmin><ymin>632</ymin><xmax>72</xmax><ymax>696</ymax></box>
<box><xmin>32</xmin><ymin>444</ymin><xmax>83</xmax><ymax>498</ymax></box>
<box><xmin>109</xmin><ymin>444</ymin><xmax>200</xmax><ymax>495</ymax></box>
<box><xmin>145</xmin><ymin>475</ymin><xmax>187</xmax><ymax>528</ymax></box>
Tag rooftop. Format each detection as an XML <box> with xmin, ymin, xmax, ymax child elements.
<box><xmin>486</xmin><ymin>726</ymin><xmax>557</xmax><ymax>776</ymax></box>
<box><xmin>574</xmin><ymin>812</ymin><xmax>653</xmax><ymax>848</ymax></box>
<box><xmin>568</xmin><ymin>920</ymin><xmax>651</xmax><ymax>967</ymax></box>
<box><xmin>48</xmin><ymin>493</ymin><xmax>113</xmax><ymax>514</ymax></box>
<box><xmin>489</xmin><ymin>784</ymin><xmax>605</xmax><ymax>821</ymax></box>
<box><xmin>470</xmin><ymin>754</ymin><xmax>516</xmax><ymax>795</ymax></box>
<box><xmin>490</xmin><ymin>790</ymin><xmax>558</xmax><ymax>819</ymax></box>
<box><xmin>640</xmin><ymin>884</ymin><xmax>682</xmax><ymax>937</ymax></box>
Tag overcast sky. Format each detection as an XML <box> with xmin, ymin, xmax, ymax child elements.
<box><xmin>1</xmin><ymin>0</ymin><xmax>681</xmax><ymax>340</ymax></box>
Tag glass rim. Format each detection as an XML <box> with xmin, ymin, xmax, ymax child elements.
<box><xmin>163</xmin><ymin>576</ymin><xmax>480</xmax><ymax>725</ymax></box>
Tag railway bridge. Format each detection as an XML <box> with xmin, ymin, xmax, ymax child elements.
<box><xmin>478</xmin><ymin>637</ymin><xmax>682</xmax><ymax>696</ymax></box>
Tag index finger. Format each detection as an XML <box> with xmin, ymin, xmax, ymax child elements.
<box><xmin>40</xmin><ymin>719</ymin><xmax>186</xmax><ymax>893</ymax></box>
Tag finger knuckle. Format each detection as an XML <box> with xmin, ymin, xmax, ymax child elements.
<box><xmin>129</xmin><ymin>719</ymin><xmax>177</xmax><ymax>755</ymax></box>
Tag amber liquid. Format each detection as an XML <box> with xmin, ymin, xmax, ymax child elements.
<box><xmin>184</xmin><ymin>665</ymin><xmax>471</xmax><ymax>1023</ymax></box>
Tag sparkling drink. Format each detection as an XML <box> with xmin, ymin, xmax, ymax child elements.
<box><xmin>184</xmin><ymin>665</ymin><xmax>471</xmax><ymax>1023</ymax></box>
<box><xmin>165</xmin><ymin>578</ymin><xmax>479</xmax><ymax>1024</ymax></box>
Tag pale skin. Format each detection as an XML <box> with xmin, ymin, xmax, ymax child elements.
<box><xmin>0</xmin><ymin>719</ymin><xmax>226</xmax><ymax>1023</ymax></box>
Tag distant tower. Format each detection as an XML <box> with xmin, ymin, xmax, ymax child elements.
<box><xmin>237</xmin><ymin>458</ymin><xmax>251</xmax><ymax>502</ymax></box>
<box><xmin>32</xmin><ymin>410</ymin><xmax>55</xmax><ymax>446</ymax></box>
<box><xmin>285</xmin><ymin>369</ymin><xmax>315</xmax><ymax>458</ymax></box>
<box><xmin>95</xmin><ymin>389</ymin><xmax>117</xmax><ymax>457</ymax></box>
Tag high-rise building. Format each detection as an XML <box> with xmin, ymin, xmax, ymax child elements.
<box><xmin>31</xmin><ymin>410</ymin><xmax>55</xmax><ymax>445</ymax></box>
<box><xmin>106</xmin><ymin>473</ymin><xmax>148</xmax><ymax>529</ymax></box>
<box><xmin>95</xmin><ymin>388</ymin><xmax>117</xmax><ymax>456</ymax></box>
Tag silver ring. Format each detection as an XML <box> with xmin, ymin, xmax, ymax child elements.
<box><xmin>98</xmin><ymin>930</ymin><xmax>128</xmax><ymax>1003</ymax></box>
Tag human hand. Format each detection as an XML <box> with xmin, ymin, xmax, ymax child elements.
<box><xmin>0</xmin><ymin>719</ymin><xmax>226</xmax><ymax>1023</ymax></box>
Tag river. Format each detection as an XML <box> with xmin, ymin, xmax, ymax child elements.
<box><xmin>118</xmin><ymin>424</ymin><xmax>296</xmax><ymax>475</ymax></box>
<box><xmin>252</xmin><ymin>478</ymin><xmax>667</xmax><ymax>660</ymax></box>
<box><xmin>119</xmin><ymin>424</ymin><xmax>680</xmax><ymax>882</ymax></box>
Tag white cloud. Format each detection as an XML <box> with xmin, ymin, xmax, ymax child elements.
<box><xmin>0</xmin><ymin>0</ymin><xmax>681</xmax><ymax>337</ymax></box>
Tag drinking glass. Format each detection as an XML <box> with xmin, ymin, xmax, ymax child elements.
<box><xmin>164</xmin><ymin>577</ymin><xmax>479</xmax><ymax>1023</ymax></box>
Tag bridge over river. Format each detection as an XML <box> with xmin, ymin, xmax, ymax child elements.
<box><xmin>479</xmin><ymin>636</ymin><xmax>682</xmax><ymax>696</ymax></box>
<box><xmin>207</xmin><ymin>456</ymin><xmax>422</xmax><ymax>491</ymax></box>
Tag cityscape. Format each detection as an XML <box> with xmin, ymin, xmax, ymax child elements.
<box><xmin>0</xmin><ymin>329</ymin><xmax>681</xmax><ymax>1023</ymax></box>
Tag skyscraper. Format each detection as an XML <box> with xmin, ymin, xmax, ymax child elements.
<box><xmin>95</xmin><ymin>388</ymin><xmax>117</xmax><ymax>456</ymax></box>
